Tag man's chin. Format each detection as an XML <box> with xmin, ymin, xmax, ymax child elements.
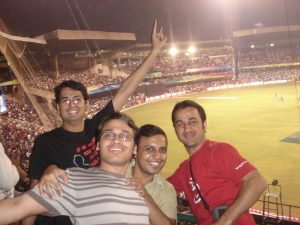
<box><xmin>184</xmin><ymin>142</ymin><xmax>198</xmax><ymax>149</ymax></box>
<box><xmin>146</xmin><ymin>165</ymin><xmax>162</xmax><ymax>174</ymax></box>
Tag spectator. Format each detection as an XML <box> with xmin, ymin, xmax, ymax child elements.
<box><xmin>127</xmin><ymin>124</ymin><xmax>177</xmax><ymax>225</ymax></box>
<box><xmin>168</xmin><ymin>100</ymin><xmax>267</xmax><ymax>225</ymax></box>
<box><xmin>0</xmin><ymin>112</ymin><xmax>150</xmax><ymax>225</ymax></box>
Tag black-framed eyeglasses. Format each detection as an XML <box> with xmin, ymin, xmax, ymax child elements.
<box><xmin>60</xmin><ymin>96</ymin><xmax>83</xmax><ymax>105</ymax></box>
<box><xmin>101</xmin><ymin>131</ymin><xmax>133</xmax><ymax>142</ymax></box>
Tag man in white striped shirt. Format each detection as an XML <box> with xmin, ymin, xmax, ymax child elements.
<box><xmin>0</xmin><ymin>113</ymin><xmax>150</xmax><ymax>225</ymax></box>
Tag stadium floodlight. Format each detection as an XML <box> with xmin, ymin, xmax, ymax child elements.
<box><xmin>187</xmin><ymin>46</ymin><xmax>196</xmax><ymax>55</ymax></box>
<box><xmin>270</xmin><ymin>43</ymin><xmax>275</xmax><ymax>47</ymax></box>
<box><xmin>250</xmin><ymin>44</ymin><xmax>255</xmax><ymax>49</ymax></box>
<box><xmin>169</xmin><ymin>47</ymin><xmax>178</xmax><ymax>56</ymax></box>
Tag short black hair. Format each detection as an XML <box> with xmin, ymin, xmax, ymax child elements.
<box><xmin>98</xmin><ymin>112</ymin><xmax>139</xmax><ymax>143</ymax></box>
<box><xmin>136</xmin><ymin>124</ymin><xmax>168</xmax><ymax>146</ymax></box>
<box><xmin>171</xmin><ymin>100</ymin><xmax>206</xmax><ymax>125</ymax></box>
<box><xmin>54</xmin><ymin>80</ymin><xmax>88</xmax><ymax>104</ymax></box>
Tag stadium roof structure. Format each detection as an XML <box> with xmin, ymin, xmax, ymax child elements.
<box><xmin>0</xmin><ymin>0</ymin><xmax>162</xmax><ymax>53</ymax></box>
<box><xmin>232</xmin><ymin>25</ymin><xmax>300</xmax><ymax>48</ymax></box>
<box><xmin>2</xmin><ymin>0</ymin><xmax>298</xmax><ymax>44</ymax></box>
<box><xmin>38</xmin><ymin>29</ymin><xmax>136</xmax><ymax>53</ymax></box>
<box><xmin>0</xmin><ymin>25</ymin><xmax>136</xmax><ymax>53</ymax></box>
<box><xmin>121</xmin><ymin>39</ymin><xmax>232</xmax><ymax>52</ymax></box>
<box><xmin>1</xmin><ymin>0</ymin><xmax>300</xmax><ymax>51</ymax></box>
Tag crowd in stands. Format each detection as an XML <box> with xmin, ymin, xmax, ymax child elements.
<box><xmin>114</xmin><ymin>47</ymin><xmax>234</xmax><ymax>76</ymax></box>
<box><xmin>237</xmin><ymin>68</ymin><xmax>300</xmax><ymax>83</ymax></box>
<box><xmin>0</xmin><ymin>98</ymin><xmax>44</xmax><ymax>190</ymax></box>
<box><xmin>87</xmin><ymin>97</ymin><xmax>110</xmax><ymax>117</ymax></box>
<box><xmin>153</xmin><ymin>53</ymin><xmax>233</xmax><ymax>75</ymax></box>
<box><xmin>26</xmin><ymin>69</ymin><xmax>124</xmax><ymax>91</ymax></box>
<box><xmin>239</xmin><ymin>47</ymin><xmax>300</xmax><ymax>67</ymax></box>
<box><xmin>20</xmin><ymin>45</ymin><xmax>300</xmax><ymax>92</ymax></box>
<box><xmin>5</xmin><ymin>98</ymin><xmax>42</xmax><ymax>123</ymax></box>
<box><xmin>124</xmin><ymin>92</ymin><xmax>146</xmax><ymax>108</ymax></box>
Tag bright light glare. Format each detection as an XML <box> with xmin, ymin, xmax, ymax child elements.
<box><xmin>169</xmin><ymin>47</ymin><xmax>178</xmax><ymax>56</ymax></box>
<box><xmin>188</xmin><ymin>46</ymin><xmax>196</xmax><ymax>54</ymax></box>
<box><xmin>270</xmin><ymin>43</ymin><xmax>274</xmax><ymax>47</ymax></box>
<box><xmin>250</xmin><ymin>44</ymin><xmax>255</xmax><ymax>49</ymax></box>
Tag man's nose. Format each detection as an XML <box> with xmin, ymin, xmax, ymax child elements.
<box><xmin>153</xmin><ymin>150</ymin><xmax>162</xmax><ymax>159</ymax></box>
<box><xmin>111</xmin><ymin>134</ymin><xmax>122</xmax><ymax>143</ymax></box>
<box><xmin>68</xmin><ymin>100</ymin><xmax>75</xmax><ymax>106</ymax></box>
<box><xmin>183</xmin><ymin>123</ymin><xmax>191</xmax><ymax>131</ymax></box>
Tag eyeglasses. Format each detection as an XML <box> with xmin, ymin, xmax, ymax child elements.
<box><xmin>101</xmin><ymin>131</ymin><xmax>133</xmax><ymax>141</ymax></box>
<box><xmin>60</xmin><ymin>96</ymin><xmax>83</xmax><ymax>105</ymax></box>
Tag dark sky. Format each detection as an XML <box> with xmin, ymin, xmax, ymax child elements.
<box><xmin>1</xmin><ymin>0</ymin><xmax>300</xmax><ymax>42</ymax></box>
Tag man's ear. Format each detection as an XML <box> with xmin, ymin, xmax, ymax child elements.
<box><xmin>203</xmin><ymin>121</ymin><xmax>207</xmax><ymax>131</ymax></box>
<box><xmin>56</xmin><ymin>104</ymin><xmax>60</xmax><ymax>114</ymax></box>
<box><xmin>97</xmin><ymin>141</ymin><xmax>101</xmax><ymax>152</ymax></box>
<box><xmin>85</xmin><ymin>100</ymin><xmax>89</xmax><ymax>112</ymax></box>
<box><xmin>133</xmin><ymin>145</ymin><xmax>137</xmax><ymax>155</ymax></box>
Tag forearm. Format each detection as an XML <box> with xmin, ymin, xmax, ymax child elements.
<box><xmin>112</xmin><ymin>50</ymin><xmax>160</xmax><ymax>111</ymax></box>
<box><xmin>144</xmin><ymin>192</ymin><xmax>176</xmax><ymax>225</ymax></box>
<box><xmin>0</xmin><ymin>194</ymin><xmax>46</xmax><ymax>224</ymax></box>
<box><xmin>18</xmin><ymin>179</ymin><xmax>40</xmax><ymax>225</ymax></box>
<box><xmin>0</xmin><ymin>198</ymin><xmax>24</xmax><ymax>224</ymax></box>
<box><xmin>217</xmin><ymin>171</ymin><xmax>267</xmax><ymax>225</ymax></box>
<box><xmin>21</xmin><ymin>216</ymin><xmax>37</xmax><ymax>225</ymax></box>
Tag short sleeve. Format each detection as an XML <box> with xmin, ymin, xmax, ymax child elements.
<box><xmin>158</xmin><ymin>183</ymin><xmax>178</xmax><ymax>220</ymax></box>
<box><xmin>214</xmin><ymin>143</ymin><xmax>256</xmax><ymax>185</ymax></box>
<box><xmin>27</xmin><ymin>170</ymin><xmax>76</xmax><ymax>217</ymax></box>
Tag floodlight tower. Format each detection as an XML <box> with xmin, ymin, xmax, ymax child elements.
<box><xmin>221</xmin><ymin>0</ymin><xmax>240</xmax><ymax>39</ymax></box>
<box><xmin>220</xmin><ymin>0</ymin><xmax>240</xmax><ymax>81</ymax></box>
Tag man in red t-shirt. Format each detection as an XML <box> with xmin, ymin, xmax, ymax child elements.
<box><xmin>168</xmin><ymin>100</ymin><xmax>267</xmax><ymax>225</ymax></box>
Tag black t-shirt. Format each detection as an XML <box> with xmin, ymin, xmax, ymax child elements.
<box><xmin>29</xmin><ymin>100</ymin><xmax>114</xmax><ymax>179</ymax></box>
<box><xmin>28</xmin><ymin>100</ymin><xmax>114</xmax><ymax>225</ymax></box>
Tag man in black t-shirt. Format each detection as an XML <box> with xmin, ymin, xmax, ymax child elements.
<box><xmin>23</xmin><ymin>20</ymin><xmax>167</xmax><ymax>225</ymax></box>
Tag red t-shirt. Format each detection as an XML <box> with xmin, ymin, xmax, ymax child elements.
<box><xmin>168</xmin><ymin>140</ymin><xmax>257</xmax><ymax>225</ymax></box>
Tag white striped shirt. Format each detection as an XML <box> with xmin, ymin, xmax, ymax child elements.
<box><xmin>28</xmin><ymin>167</ymin><xmax>150</xmax><ymax>225</ymax></box>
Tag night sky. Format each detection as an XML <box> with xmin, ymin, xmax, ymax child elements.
<box><xmin>1</xmin><ymin>0</ymin><xmax>300</xmax><ymax>42</ymax></box>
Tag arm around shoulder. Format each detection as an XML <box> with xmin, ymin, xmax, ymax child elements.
<box><xmin>146</xmin><ymin>178</ymin><xmax>177</xmax><ymax>225</ymax></box>
<box><xmin>0</xmin><ymin>193</ymin><xmax>48</xmax><ymax>224</ymax></box>
<box><xmin>143</xmin><ymin>189</ymin><xmax>176</xmax><ymax>225</ymax></box>
<box><xmin>127</xmin><ymin>177</ymin><xmax>176</xmax><ymax>225</ymax></box>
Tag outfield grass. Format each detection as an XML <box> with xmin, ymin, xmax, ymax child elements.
<box><xmin>124</xmin><ymin>82</ymin><xmax>300</xmax><ymax>209</ymax></box>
